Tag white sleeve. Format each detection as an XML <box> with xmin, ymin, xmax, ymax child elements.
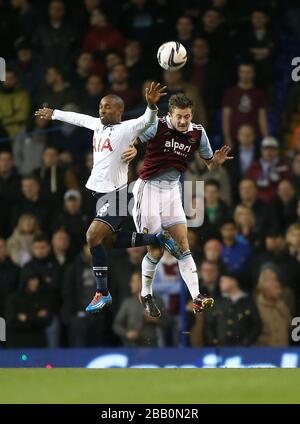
<box><xmin>52</xmin><ymin>110</ymin><xmax>99</xmax><ymax>131</ymax></box>
<box><xmin>123</xmin><ymin>107</ymin><xmax>158</xmax><ymax>139</ymax></box>
<box><xmin>199</xmin><ymin>127</ymin><xmax>213</xmax><ymax>160</ymax></box>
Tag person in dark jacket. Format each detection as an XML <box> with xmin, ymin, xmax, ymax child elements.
<box><xmin>0</xmin><ymin>238</ymin><xmax>19</xmax><ymax>318</ymax></box>
<box><xmin>5</xmin><ymin>273</ymin><xmax>52</xmax><ymax>348</ymax></box>
<box><xmin>62</xmin><ymin>244</ymin><xmax>112</xmax><ymax>347</ymax></box>
<box><xmin>0</xmin><ymin>151</ymin><xmax>21</xmax><ymax>238</ymax></box>
<box><xmin>205</xmin><ymin>272</ymin><xmax>262</xmax><ymax>346</ymax></box>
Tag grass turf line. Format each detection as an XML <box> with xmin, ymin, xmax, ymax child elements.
<box><xmin>0</xmin><ymin>369</ymin><xmax>300</xmax><ymax>404</ymax></box>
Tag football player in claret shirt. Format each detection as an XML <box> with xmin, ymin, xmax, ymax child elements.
<box><xmin>131</xmin><ymin>93</ymin><xmax>233</xmax><ymax>317</ymax></box>
<box><xmin>35</xmin><ymin>83</ymin><xmax>182</xmax><ymax>313</ymax></box>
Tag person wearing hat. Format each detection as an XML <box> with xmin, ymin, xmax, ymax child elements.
<box><xmin>247</xmin><ymin>136</ymin><xmax>291</xmax><ymax>203</ymax></box>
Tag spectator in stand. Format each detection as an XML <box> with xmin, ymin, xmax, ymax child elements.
<box><xmin>255</xmin><ymin>268</ymin><xmax>291</xmax><ymax>346</ymax></box>
<box><xmin>247</xmin><ymin>137</ymin><xmax>290</xmax><ymax>204</ymax></box>
<box><xmin>226</xmin><ymin>124</ymin><xmax>257</xmax><ymax>200</ymax></box>
<box><xmin>62</xmin><ymin>244</ymin><xmax>112</xmax><ymax>347</ymax></box>
<box><xmin>248</xmin><ymin>229</ymin><xmax>300</xmax><ymax>301</ymax></box>
<box><xmin>5</xmin><ymin>273</ymin><xmax>52</xmax><ymax>348</ymax></box>
<box><xmin>33</xmin><ymin>0</ymin><xmax>78</xmax><ymax>68</ymax></box>
<box><xmin>186</xmin><ymin>152</ymin><xmax>232</xmax><ymax>206</ymax></box>
<box><xmin>51</xmin><ymin>229</ymin><xmax>71</xmax><ymax>267</ymax></box>
<box><xmin>20</xmin><ymin>234</ymin><xmax>61</xmax><ymax>347</ymax></box>
<box><xmin>108</xmin><ymin>63</ymin><xmax>141</xmax><ymax>109</ymax></box>
<box><xmin>286</xmin><ymin>223</ymin><xmax>300</xmax><ymax>264</ymax></box>
<box><xmin>113</xmin><ymin>271</ymin><xmax>167</xmax><ymax>347</ymax></box>
<box><xmin>291</xmin><ymin>153</ymin><xmax>300</xmax><ymax>196</ymax></box>
<box><xmin>82</xmin><ymin>75</ymin><xmax>105</xmax><ymax>115</ymax></box>
<box><xmin>189</xmin><ymin>37</ymin><xmax>226</xmax><ymax>127</ymax></box>
<box><xmin>0</xmin><ymin>68</ymin><xmax>30</xmax><ymax>139</ymax></box>
<box><xmin>240</xmin><ymin>10</ymin><xmax>277</xmax><ymax>88</ymax></box>
<box><xmin>122</xmin><ymin>0</ymin><xmax>160</xmax><ymax>48</ymax></box>
<box><xmin>201</xmin><ymin>179</ymin><xmax>230</xmax><ymax>240</ymax></box>
<box><xmin>7</xmin><ymin>213</ymin><xmax>40</xmax><ymax>267</ymax></box>
<box><xmin>175</xmin><ymin>16</ymin><xmax>194</xmax><ymax>53</ymax></box>
<box><xmin>238</xmin><ymin>178</ymin><xmax>269</xmax><ymax>236</ymax></box>
<box><xmin>271</xmin><ymin>179</ymin><xmax>298</xmax><ymax>233</ymax></box>
<box><xmin>13</xmin><ymin>116</ymin><xmax>49</xmax><ymax>176</ymax></box>
<box><xmin>220</xmin><ymin>220</ymin><xmax>252</xmax><ymax>278</ymax></box>
<box><xmin>198</xmin><ymin>259</ymin><xmax>220</xmax><ymax>299</ymax></box>
<box><xmin>104</xmin><ymin>49</ymin><xmax>123</xmax><ymax>83</ymax></box>
<box><xmin>198</xmin><ymin>8</ymin><xmax>230</xmax><ymax>59</ymax></box>
<box><xmin>82</xmin><ymin>9</ymin><xmax>125</xmax><ymax>54</ymax></box>
<box><xmin>202</xmin><ymin>239</ymin><xmax>227</xmax><ymax>275</ymax></box>
<box><xmin>222</xmin><ymin>63</ymin><xmax>268</xmax><ymax>147</ymax></box>
<box><xmin>11</xmin><ymin>0</ymin><xmax>37</xmax><ymax>40</ymax></box>
<box><xmin>160</xmin><ymin>70</ymin><xmax>207</xmax><ymax>125</ymax></box>
<box><xmin>109</xmin><ymin>246</ymin><xmax>146</xmax><ymax>316</ymax></box>
<box><xmin>33</xmin><ymin>146</ymin><xmax>76</xmax><ymax>210</ymax></box>
<box><xmin>52</xmin><ymin>189</ymin><xmax>89</xmax><ymax>258</ymax></box>
<box><xmin>0</xmin><ymin>238</ymin><xmax>19</xmax><ymax>318</ymax></box>
<box><xmin>13</xmin><ymin>38</ymin><xmax>43</xmax><ymax>98</ymax></box>
<box><xmin>233</xmin><ymin>204</ymin><xmax>261</xmax><ymax>248</ymax></box>
<box><xmin>38</xmin><ymin>67</ymin><xmax>78</xmax><ymax>110</ymax></box>
<box><xmin>71</xmin><ymin>52</ymin><xmax>106</xmax><ymax>94</ymax></box>
<box><xmin>124</xmin><ymin>40</ymin><xmax>149</xmax><ymax>88</ymax></box>
<box><xmin>204</xmin><ymin>273</ymin><xmax>262</xmax><ymax>346</ymax></box>
<box><xmin>0</xmin><ymin>151</ymin><xmax>21</xmax><ymax>238</ymax></box>
<box><xmin>12</xmin><ymin>175</ymin><xmax>48</xmax><ymax>232</ymax></box>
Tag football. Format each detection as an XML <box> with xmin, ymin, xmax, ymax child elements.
<box><xmin>157</xmin><ymin>41</ymin><xmax>187</xmax><ymax>71</ymax></box>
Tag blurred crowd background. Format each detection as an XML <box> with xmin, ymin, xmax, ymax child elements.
<box><xmin>1</xmin><ymin>0</ymin><xmax>300</xmax><ymax>349</ymax></box>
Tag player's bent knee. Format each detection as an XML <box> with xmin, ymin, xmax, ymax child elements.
<box><xmin>177</xmin><ymin>239</ymin><xmax>189</xmax><ymax>252</ymax></box>
<box><xmin>147</xmin><ymin>245</ymin><xmax>163</xmax><ymax>260</ymax></box>
<box><xmin>86</xmin><ymin>225</ymin><xmax>105</xmax><ymax>248</ymax></box>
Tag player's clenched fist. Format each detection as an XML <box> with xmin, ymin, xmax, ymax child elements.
<box><xmin>35</xmin><ymin>107</ymin><xmax>54</xmax><ymax>120</ymax></box>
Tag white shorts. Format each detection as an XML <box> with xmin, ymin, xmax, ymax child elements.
<box><xmin>132</xmin><ymin>178</ymin><xmax>187</xmax><ymax>233</ymax></box>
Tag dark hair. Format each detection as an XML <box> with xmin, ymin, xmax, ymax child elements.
<box><xmin>221</xmin><ymin>219</ymin><xmax>236</xmax><ymax>227</ymax></box>
<box><xmin>33</xmin><ymin>234</ymin><xmax>49</xmax><ymax>244</ymax></box>
<box><xmin>205</xmin><ymin>179</ymin><xmax>221</xmax><ymax>190</ymax></box>
<box><xmin>168</xmin><ymin>94</ymin><xmax>193</xmax><ymax>113</ymax></box>
<box><xmin>21</xmin><ymin>174</ymin><xmax>40</xmax><ymax>184</ymax></box>
<box><xmin>104</xmin><ymin>94</ymin><xmax>125</xmax><ymax>111</ymax></box>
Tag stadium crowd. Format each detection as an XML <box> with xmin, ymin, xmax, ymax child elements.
<box><xmin>1</xmin><ymin>0</ymin><xmax>300</xmax><ymax>348</ymax></box>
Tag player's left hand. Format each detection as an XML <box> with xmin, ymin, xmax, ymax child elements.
<box><xmin>212</xmin><ymin>145</ymin><xmax>234</xmax><ymax>165</ymax></box>
<box><xmin>145</xmin><ymin>82</ymin><xmax>167</xmax><ymax>107</ymax></box>
<box><xmin>121</xmin><ymin>144</ymin><xmax>137</xmax><ymax>163</ymax></box>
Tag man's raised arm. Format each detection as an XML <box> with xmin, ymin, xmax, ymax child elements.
<box><xmin>126</xmin><ymin>82</ymin><xmax>166</xmax><ymax>137</ymax></box>
<box><xmin>35</xmin><ymin>107</ymin><xmax>99</xmax><ymax>131</ymax></box>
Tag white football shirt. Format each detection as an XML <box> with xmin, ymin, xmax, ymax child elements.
<box><xmin>52</xmin><ymin>107</ymin><xmax>158</xmax><ymax>193</ymax></box>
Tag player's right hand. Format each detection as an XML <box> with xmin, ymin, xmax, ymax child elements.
<box><xmin>145</xmin><ymin>82</ymin><xmax>167</xmax><ymax>107</ymax></box>
<box><xmin>35</xmin><ymin>107</ymin><xmax>54</xmax><ymax>120</ymax></box>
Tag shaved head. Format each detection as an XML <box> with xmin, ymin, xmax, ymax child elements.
<box><xmin>103</xmin><ymin>95</ymin><xmax>124</xmax><ymax>112</ymax></box>
<box><xmin>99</xmin><ymin>95</ymin><xmax>125</xmax><ymax>125</ymax></box>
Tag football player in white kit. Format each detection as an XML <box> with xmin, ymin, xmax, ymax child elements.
<box><xmin>131</xmin><ymin>94</ymin><xmax>233</xmax><ymax>317</ymax></box>
<box><xmin>35</xmin><ymin>83</ymin><xmax>182</xmax><ymax>313</ymax></box>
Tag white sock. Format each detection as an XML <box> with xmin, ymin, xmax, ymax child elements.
<box><xmin>141</xmin><ymin>254</ymin><xmax>159</xmax><ymax>297</ymax></box>
<box><xmin>178</xmin><ymin>250</ymin><xmax>199</xmax><ymax>299</ymax></box>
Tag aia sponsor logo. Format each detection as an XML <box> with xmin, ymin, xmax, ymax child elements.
<box><xmin>93</xmin><ymin>137</ymin><xmax>113</xmax><ymax>152</ymax></box>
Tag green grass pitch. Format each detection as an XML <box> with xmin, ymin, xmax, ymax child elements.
<box><xmin>0</xmin><ymin>369</ymin><xmax>300</xmax><ymax>403</ymax></box>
